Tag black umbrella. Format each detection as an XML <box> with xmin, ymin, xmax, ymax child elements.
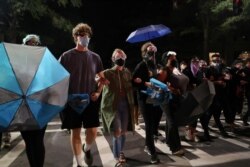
<box><xmin>174</xmin><ymin>80</ymin><xmax>215</xmax><ymax>126</ymax></box>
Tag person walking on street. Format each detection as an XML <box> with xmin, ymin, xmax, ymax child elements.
<box><xmin>159</xmin><ymin>51</ymin><xmax>188</xmax><ymax>156</ymax></box>
<box><xmin>59</xmin><ymin>23</ymin><xmax>104</xmax><ymax>167</ymax></box>
<box><xmin>132</xmin><ymin>42</ymin><xmax>160</xmax><ymax>164</ymax></box>
<box><xmin>20</xmin><ymin>34</ymin><xmax>47</xmax><ymax>167</ymax></box>
<box><xmin>99</xmin><ymin>49</ymin><xmax>135</xmax><ymax>165</ymax></box>
<box><xmin>242</xmin><ymin>58</ymin><xmax>250</xmax><ymax>126</ymax></box>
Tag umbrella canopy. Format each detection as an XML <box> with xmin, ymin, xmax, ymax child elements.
<box><xmin>126</xmin><ymin>24</ymin><xmax>172</xmax><ymax>43</ymax></box>
<box><xmin>0</xmin><ymin>42</ymin><xmax>69</xmax><ymax>131</ymax></box>
<box><xmin>174</xmin><ymin>80</ymin><xmax>215</xmax><ymax>126</ymax></box>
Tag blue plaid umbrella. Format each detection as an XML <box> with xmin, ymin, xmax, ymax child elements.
<box><xmin>0</xmin><ymin>42</ymin><xmax>69</xmax><ymax>131</ymax></box>
<box><xmin>126</xmin><ymin>24</ymin><xmax>172</xmax><ymax>43</ymax></box>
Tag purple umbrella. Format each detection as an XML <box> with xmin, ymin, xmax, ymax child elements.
<box><xmin>126</xmin><ymin>24</ymin><xmax>172</xmax><ymax>43</ymax></box>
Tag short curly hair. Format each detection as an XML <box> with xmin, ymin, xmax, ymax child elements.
<box><xmin>72</xmin><ymin>23</ymin><xmax>92</xmax><ymax>43</ymax></box>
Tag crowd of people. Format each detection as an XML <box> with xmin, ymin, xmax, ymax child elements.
<box><xmin>0</xmin><ymin>22</ymin><xmax>250</xmax><ymax>167</ymax></box>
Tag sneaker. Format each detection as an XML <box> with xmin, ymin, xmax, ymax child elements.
<box><xmin>194</xmin><ymin>136</ymin><xmax>200</xmax><ymax>142</ymax></box>
<box><xmin>172</xmin><ymin>149</ymin><xmax>185</xmax><ymax>156</ymax></box>
<box><xmin>82</xmin><ymin>144</ymin><xmax>93</xmax><ymax>166</ymax></box>
<box><xmin>150</xmin><ymin>154</ymin><xmax>160</xmax><ymax>164</ymax></box>
<box><xmin>144</xmin><ymin>146</ymin><xmax>151</xmax><ymax>155</ymax></box>
<box><xmin>135</xmin><ymin>124</ymin><xmax>141</xmax><ymax>130</ymax></box>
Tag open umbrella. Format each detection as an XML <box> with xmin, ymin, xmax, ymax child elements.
<box><xmin>126</xmin><ymin>24</ymin><xmax>172</xmax><ymax>43</ymax></box>
<box><xmin>0</xmin><ymin>42</ymin><xmax>69</xmax><ymax>132</ymax></box>
<box><xmin>174</xmin><ymin>80</ymin><xmax>215</xmax><ymax>126</ymax></box>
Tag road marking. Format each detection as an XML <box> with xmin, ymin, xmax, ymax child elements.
<box><xmin>95</xmin><ymin>131</ymin><xmax>117</xmax><ymax>167</ymax></box>
<box><xmin>0</xmin><ymin>140</ymin><xmax>25</xmax><ymax>166</ymax></box>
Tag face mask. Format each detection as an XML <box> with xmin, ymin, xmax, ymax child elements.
<box><xmin>211</xmin><ymin>62</ymin><xmax>220</xmax><ymax>67</ymax></box>
<box><xmin>147</xmin><ymin>51</ymin><xmax>155</xmax><ymax>57</ymax></box>
<box><xmin>170</xmin><ymin>59</ymin><xmax>178</xmax><ymax>67</ymax></box>
<box><xmin>114</xmin><ymin>58</ymin><xmax>125</xmax><ymax>66</ymax></box>
<box><xmin>79</xmin><ymin>36</ymin><xmax>90</xmax><ymax>47</ymax></box>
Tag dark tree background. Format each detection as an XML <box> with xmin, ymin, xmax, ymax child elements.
<box><xmin>1</xmin><ymin>0</ymin><xmax>250</xmax><ymax>69</ymax></box>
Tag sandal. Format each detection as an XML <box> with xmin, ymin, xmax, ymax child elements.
<box><xmin>118</xmin><ymin>152</ymin><xmax>126</xmax><ymax>163</ymax></box>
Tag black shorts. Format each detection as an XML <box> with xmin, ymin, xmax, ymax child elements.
<box><xmin>60</xmin><ymin>100</ymin><xmax>100</xmax><ymax>129</ymax></box>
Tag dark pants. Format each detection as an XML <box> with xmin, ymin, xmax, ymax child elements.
<box><xmin>242</xmin><ymin>90</ymin><xmax>250</xmax><ymax>123</ymax></box>
<box><xmin>160</xmin><ymin>96</ymin><xmax>181</xmax><ymax>153</ymax></box>
<box><xmin>200</xmin><ymin>96</ymin><xmax>226</xmax><ymax>138</ymax></box>
<box><xmin>20</xmin><ymin>126</ymin><xmax>46</xmax><ymax>167</ymax></box>
<box><xmin>137</xmin><ymin>92</ymin><xmax>158</xmax><ymax>156</ymax></box>
<box><xmin>0</xmin><ymin>132</ymin><xmax>2</xmax><ymax>149</ymax></box>
<box><xmin>153</xmin><ymin>106</ymin><xmax>163</xmax><ymax>136</ymax></box>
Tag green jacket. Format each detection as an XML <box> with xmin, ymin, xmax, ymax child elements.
<box><xmin>100</xmin><ymin>67</ymin><xmax>134</xmax><ymax>133</ymax></box>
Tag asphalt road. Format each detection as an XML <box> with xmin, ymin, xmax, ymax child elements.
<box><xmin>0</xmin><ymin>114</ymin><xmax>250</xmax><ymax>167</ymax></box>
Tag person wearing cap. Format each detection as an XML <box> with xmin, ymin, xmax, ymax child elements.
<box><xmin>20</xmin><ymin>34</ymin><xmax>46</xmax><ymax>167</ymax></box>
<box><xmin>98</xmin><ymin>48</ymin><xmax>134</xmax><ymax>165</ymax></box>
<box><xmin>59</xmin><ymin>23</ymin><xmax>104</xmax><ymax>167</ymax></box>
<box><xmin>23</xmin><ymin>34</ymin><xmax>41</xmax><ymax>46</ymax></box>
<box><xmin>132</xmin><ymin>42</ymin><xmax>160</xmax><ymax>164</ymax></box>
<box><xmin>201</xmin><ymin>53</ymin><xmax>230</xmax><ymax>141</ymax></box>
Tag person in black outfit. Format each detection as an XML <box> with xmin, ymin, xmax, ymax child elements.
<box><xmin>132</xmin><ymin>42</ymin><xmax>160</xmax><ymax>164</ymax></box>
<box><xmin>182</xmin><ymin>57</ymin><xmax>204</xmax><ymax>142</ymax></box>
<box><xmin>201</xmin><ymin>53</ymin><xmax>229</xmax><ymax>141</ymax></box>
<box><xmin>159</xmin><ymin>51</ymin><xmax>188</xmax><ymax>156</ymax></box>
<box><xmin>21</xmin><ymin>34</ymin><xmax>46</xmax><ymax>167</ymax></box>
<box><xmin>223</xmin><ymin>59</ymin><xmax>244</xmax><ymax>128</ymax></box>
<box><xmin>242</xmin><ymin>58</ymin><xmax>250</xmax><ymax>126</ymax></box>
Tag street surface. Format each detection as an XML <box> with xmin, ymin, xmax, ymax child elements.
<box><xmin>0</xmin><ymin>114</ymin><xmax>249</xmax><ymax>167</ymax></box>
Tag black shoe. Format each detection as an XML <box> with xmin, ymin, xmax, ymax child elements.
<box><xmin>243</xmin><ymin>122</ymin><xmax>249</xmax><ymax>126</ymax></box>
<box><xmin>150</xmin><ymin>154</ymin><xmax>160</xmax><ymax>164</ymax></box>
<box><xmin>203</xmin><ymin>134</ymin><xmax>213</xmax><ymax>142</ymax></box>
<box><xmin>221</xmin><ymin>132</ymin><xmax>230</xmax><ymax>138</ymax></box>
<box><xmin>82</xmin><ymin>144</ymin><xmax>93</xmax><ymax>166</ymax></box>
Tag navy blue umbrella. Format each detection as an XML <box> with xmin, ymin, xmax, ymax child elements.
<box><xmin>0</xmin><ymin>42</ymin><xmax>70</xmax><ymax>131</ymax></box>
<box><xmin>126</xmin><ymin>24</ymin><xmax>172</xmax><ymax>43</ymax></box>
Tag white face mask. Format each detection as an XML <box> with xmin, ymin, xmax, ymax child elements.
<box><xmin>79</xmin><ymin>36</ymin><xmax>90</xmax><ymax>47</ymax></box>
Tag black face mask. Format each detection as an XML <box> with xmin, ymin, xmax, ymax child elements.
<box><xmin>114</xmin><ymin>58</ymin><xmax>125</xmax><ymax>66</ymax></box>
<box><xmin>170</xmin><ymin>59</ymin><xmax>178</xmax><ymax>68</ymax></box>
<box><xmin>147</xmin><ymin>51</ymin><xmax>155</xmax><ymax>57</ymax></box>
